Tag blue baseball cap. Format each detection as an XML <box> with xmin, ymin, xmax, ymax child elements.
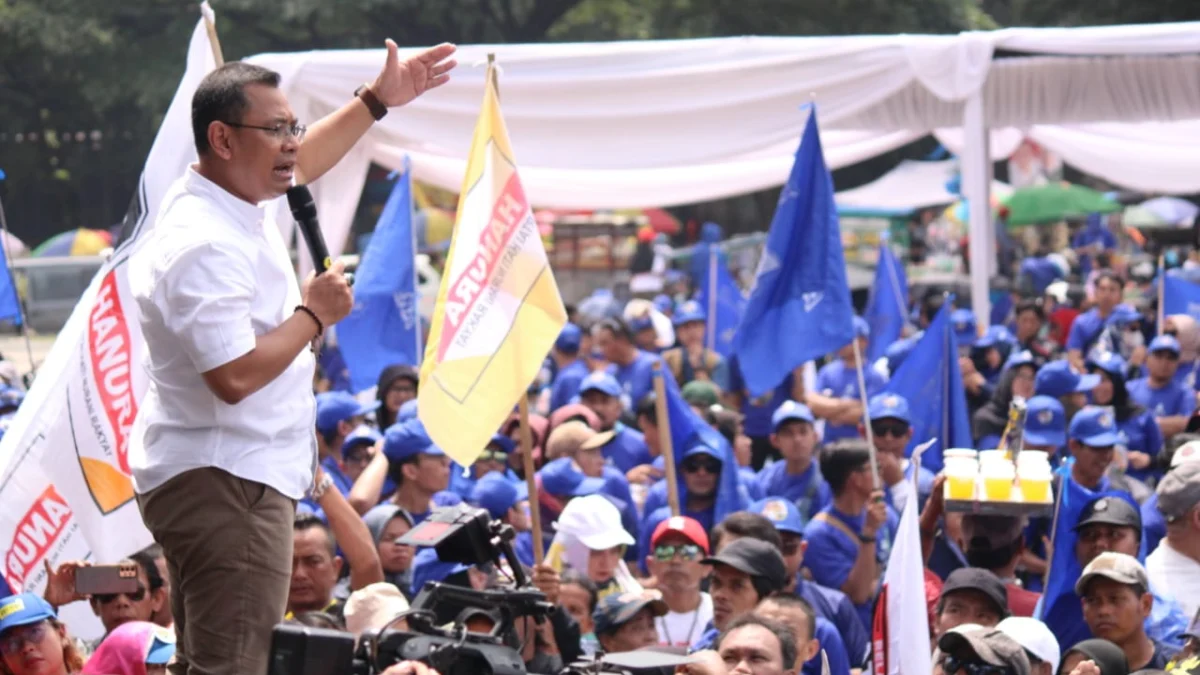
<box><xmin>771</xmin><ymin>400</ymin><xmax>815</xmax><ymax>431</ymax></box>
<box><xmin>974</xmin><ymin>326</ymin><xmax>1014</xmax><ymax>350</ymax></box>
<box><xmin>1004</xmin><ymin>350</ymin><xmax>1036</xmax><ymax>371</ymax></box>
<box><xmin>144</xmin><ymin>625</ymin><xmax>177</xmax><ymax>665</ymax></box>
<box><xmin>593</xmin><ymin>591</ymin><xmax>668</xmax><ymax>636</ymax></box>
<box><xmin>630</xmin><ymin>315</ymin><xmax>654</xmax><ymax>333</ymax></box>
<box><xmin>951</xmin><ymin>309</ymin><xmax>977</xmax><ymax>346</ymax></box>
<box><xmin>486</xmin><ymin>434</ymin><xmax>516</xmax><ymax>456</ymax></box>
<box><xmin>0</xmin><ymin>593</ymin><xmax>55</xmax><ymax>634</ymax></box>
<box><xmin>397</xmin><ymin>399</ymin><xmax>419</xmax><ymax>422</ymax></box>
<box><xmin>1149</xmin><ymin>335</ymin><xmax>1182</xmax><ymax>356</ymax></box>
<box><xmin>410</xmin><ymin>547</ymin><xmax>471</xmax><ymax>597</ymax></box>
<box><xmin>682</xmin><ymin>443</ymin><xmax>723</xmax><ymax>462</ymax></box>
<box><xmin>382</xmin><ymin>419</ymin><xmax>445</xmax><ymax>462</ymax></box>
<box><xmin>578</xmin><ymin>372</ymin><xmax>621</xmax><ymax>398</ymax></box>
<box><xmin>341</xmin><ymin>424</ymin><xmax>382</xmax><ymax>457</ymax></box>
<box><xmin>538</xmin><ymin>457</ymin><xmax>606</xmax><ymax>498</ymax></box>
<box><xmin>1024</xmin><ymin>395</ymin><xmax>1066</xmax><ymax>448</ymax></box>
<box><xmin>654</xmin><ymin>295</ymin><xmax>674</xmax><ymax>314</ymax></box>
<box><xmin>1086</xmin><ymin>351</ymin><xmax>1126</xmax><ymax>378</ymax></box>
<box><xmin>315</xmin><ymin>391</ymin><xmax>379</xmax><ymax>435</ymax></box>
<box><xmin>0</xmin><ymin>386</ymin><xmax>23</xmax><ymax>412</ymax></box>
<box><xmin>469</xmin><ymin>473</ymin><xmax>529</xmax><ymax>519</ymax></box>
<box><xmin>886</xmin><ymin>337</ymin><xmax>918</xmax><ymax>373</ymax></box>
<box><xmin>750</xmin><ymin>498</ymin><xmax>806</xmax><ymax>535</ymax></box>
<box><xmin>673</xmin><ymin>301</ymin><xmax>707</xmax><ymax>326</ymax></box>
<box><xmin>1068</xmin><ymin>406</ymin><xmax>1121</xmax><ymax>447</ymax></box>
<box><xmin>556</xmin><ymin>323</ymin><xmax>583</xmax><ymax>353</ymax></box>
<box><xmin>1105</xmin><ymin>304</ymin><xmax>1142</xmax><ymax>327</ymax></box>
<box><xmin>852</xmin><ymin>316</ymin><xmax>870</xmax><ymax>339</ymax></box>
<box><xmin>1035</xmin><ymin>360</ymin><xmax>1100</xmax><ymax>398</ymax></box>
<box><xmin>868</xmin><ymin>393</ymin><xmax>911</xmax><ymax>424</ymax></box>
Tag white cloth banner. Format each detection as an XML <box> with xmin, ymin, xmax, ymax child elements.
<box><xmin>0</xmin><ymin>9</ymin><xmax>217</xmax><ymax>622</ymax></box>
<box><xmin>872</xmin><ymin>488</ymin><xmax>932</xmax><ymax>675</ymax></box>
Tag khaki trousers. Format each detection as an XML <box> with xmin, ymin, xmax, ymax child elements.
<box><xmin>138</xmin><ymin>467</ymin><xmax>295</xmax><ymax>675</ymax></box>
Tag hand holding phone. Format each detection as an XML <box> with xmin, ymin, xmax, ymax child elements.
<box><xmin>42</xmin><ymin>559</ymin><xmax>89</xmax><ymax>608</ymax></box>
<box><xmin>74</xmin><ymin>562</ymin><xmax>139</xmax><ymax>597</ymax></box>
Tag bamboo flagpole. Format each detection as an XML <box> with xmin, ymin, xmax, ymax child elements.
<box><xmin>652</xmin><ymin>363</ymin><xmax>680</xmax><ymax>515</ymax></box>
<box><xmin>1158</xmin><ymin>253</ymin><xmax>1166</xmax><ymax>335</ymax></box>
<box><xmin>518</xmin><ymin>397</ymin><xmax>544</xmax><ymax>563</ymax></box>
<box><xmin>200</xmin><ymin>2</ymin><xmax>225</xmax><ymax>67</ymax></box>
<box><xmin>852</xmin><ymin>339</ymin><xmax>882</xmax><ymax>489</ymax></box>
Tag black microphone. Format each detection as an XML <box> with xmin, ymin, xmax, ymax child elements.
<box><xmin>286</xmin><ymin>185</ymin><xmax>331</xmax><ymax>275</ymax></box>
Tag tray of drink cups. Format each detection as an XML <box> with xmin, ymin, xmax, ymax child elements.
<box><xmin>942</xmin><ymin>448</ymin><xmax>1054</xmax><ymax>517</ymax></box>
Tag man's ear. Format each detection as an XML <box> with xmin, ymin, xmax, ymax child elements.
<box><xmin>333</xmin><ymin>556</ymin><xmax>344</xmax><ymax>577</ymax></box>
<box><xmin>802</xmin><ymin>637</ymin><xmax>821</xmax><ymax>666</ymax></box>
<box><xmin>151</xmin><ymin>587</ymin><xmax>167</xmax><ymax>613</ymax></box>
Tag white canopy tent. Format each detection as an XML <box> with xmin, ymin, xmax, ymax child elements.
<box><xmin>835</xmin><ymin>159</ymin><xmax>1012</xmax><ymax>211</ymax></box>
<box><xmin>248</xmin><ymin>21</ymin><xmax>1200</xmax><ymax>322</ymax></box>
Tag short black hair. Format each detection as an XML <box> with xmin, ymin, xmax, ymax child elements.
<box><xmin>560</xmin><ymin>569</ymin><xmax>600</xmax><ymax>615</ymax></box>
<box><xmin>294</xmin><ymin>512</ymin><xmax>337</xmax><ymax>558</ymax></box>
<box><xmin>758</xmin><ymin>595</ymin><xmax>818</xmax><ymax>640</ymax></box>
<box><xmin>636</xmin><ymin>393</ymin><xmax>659</xmax><ymax>426</ymax></box>
<box><xmin>191</xmin><ymin>62</ymin><xmax>281</xmax><ymax>154</ymax></box>
<box><xmin>592</xmin><ymin>317</ymin><xmax>634</xmax><ymax>344</ymax></box>
<box><xmin>920</xmin><ymin>293</ymin><xmax>946</xmax><ymax>326</ymax></box>
<box><xmin>1095</xmin><ymin>270</ymin><xmax>1125</xmax><ymax>291</ymax></box>
<box><xmin>1015</xmin><ymin>298</ymin><xmax>1045</xmax><ymax>322</ymax></box>
<box><xmin>706</xmin><ymin>408</ymin><xmax>742</xmax><ymax>446</ymax></box>
<box><xmin>710</xmin><ymin>512</ymin><xmax>783</xmax><ymax>553</ymax></box>
<box><xmin>820</xmin><ymin>439</ymin><xmax>873</xmax><ymax>494</ymax></box>
<box><xmin>717</xmin><ymin>613</ymin><xmax>798</xmax><ymax>671</ymax></box>
<box><xmin>129</xmin><ymin>550</ymin><xmax>165</xmax><ymax>592</ymax></box>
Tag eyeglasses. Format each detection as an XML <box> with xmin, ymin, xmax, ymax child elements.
<box><xmin>871</xmin><ymin>420</ymin><xmax>910</xmax><ymax>438</ymax></box>
<box><xmin>223</xmin><ymin>120</ymin><xmax>307</xmax><ymax>142</ymax></box>
<box><xmin>389</xmin><ymin>383</ymin><xmax>417</xmax><ymax>395</ymax></box>
<box><xmin>95</xmin><ymin>584</ymin><xmax>146</xmax><ymax>604</ymax></box>
<box><xmin>681</xmin><ymin>458</ymin><xmax>720</xmax><ymax>474</ymax></box>
<box><xmin>941</xmin><ymin>656</ymin><xmax>1014</xmax><ymax>675</ymax></box>
<box><xmin>653</xmin><ymin>543</ymin><xmax>703</xmax><ymax>561</ymax></box>
<box><xmin>345</xmin><ymin>451</ymin><xmax>371</xmax><ymax>463</ymax></box>
<box><xmin>0</xmin><ymin>621</ymin><xmax>48</xmax><ymax>655</ymax></box>
<box><xmin>476</xmin><ymin>450</ymin><xmax>508</xmax><ymax>463</ymax></box>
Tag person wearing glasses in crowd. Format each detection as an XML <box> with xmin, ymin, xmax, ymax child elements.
<box><xmin>43</xmin><ymin>551</ymin><xmax>167</xmax><ymax>651</ymax></box>
<box><xmin>861</xmin><ymin>393</ymin><xmax>935</xmax><ymax>514</ymax></box>
<box><xmin>644</xmin><ymin>516</ymin><xmax>714</xmax><ymax>647</ymax></box>
<box><xmin>936</xmin><ymin>625</ymin><xmax>1031</xmax><ymax>675</ymax></box>
<box><xmin>375</xmin><ymin>365</ymin><xmax>419</xmax><ymax>431</ymax></box>
<box><xmin>0</xmin><ymin>593</ymin><xmax>84</xmax><ymax>675</ymax></box>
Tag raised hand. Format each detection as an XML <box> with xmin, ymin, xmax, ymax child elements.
<box><xmin>372</xmin><ymin>40</ymin><xmax>458</xmax><ymax>108</ymax></box>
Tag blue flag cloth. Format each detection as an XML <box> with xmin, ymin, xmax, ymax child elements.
<box><xmin>338</xmin><ymin>164</ymin><xmax>422</xmax><ymax>393</ymax></box>
<box><xmin>864</xmin><ymin>238</ymin><xmax>907</xmax><ymax>363</ymax></box>
<box><xmin>1163</xmin><ymin>273</ymin><xmax>1200</xmax><ymax>324</ymax></box>
<box><xmin>882</xmin><ymin>298</ymin><xmax>971</xmax><ymax>473</ymax></box>
<box><xmin>696</xmin><ymin>241</ymin><xmax>746</xmax><ymax>358</ymax></box>
<box><xmin>0</xmin><ymin>231</ymin><xmax>21</xmax><ymax>325</ymax></box>
<box><xmin>734</xmin><ymin>107</ymin><xmax>854</xmax><ymax>397</ymax></box>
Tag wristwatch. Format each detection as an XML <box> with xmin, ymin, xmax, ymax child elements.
<box><xmin>858</xmin><ymin>533</ymin><xmax>877</xmax><ymax>544</ymax></box>
<box><xmin>354</xmin><ymin>83</ymin><xmax>388</xmax><ymax>121</ymax></box>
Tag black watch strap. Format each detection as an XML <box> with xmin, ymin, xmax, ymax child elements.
<box><xmin>354</xmin><ymin>84</ymin><xmax>388</xmax><ymax>121</ymax></box>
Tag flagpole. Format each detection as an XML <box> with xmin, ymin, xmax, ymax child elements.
<box><xmin>0</xmin><ymin>190</ymin><xmax>37</xmax><ymax>380</ymax></box>
<box><xmin>1157</xmin><ymin>253</ymin><xmax>1165</xmax><ymax>335</ymax></box>
<box><xmin>518</xmin><ymin>397</ymin><xmax>544</xmax><ymax>564</ymax></box>
<box><xmin>852</xmin><ymin>339</ymin><xmax>882</xmax><ymax>489</ymax></box>
<box><xmin>200</xmin><ymin>2</ymin><xmax>224</xmax><ymax>67</ymax></box>
<box><xmin>407</xmin><ymin>160</ymin><xmax>422</xmax><ymax>365</ymax></box>
<box><xmin>706</xmin><ymin>247</ymin><xmax>718</xmax><ymax>354</ymax></box>
<box><xmin>653</xmin><ymin>363</ymin><xmax>681</xmax><ymax>516</ymax></box>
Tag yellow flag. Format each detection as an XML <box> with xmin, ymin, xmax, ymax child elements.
<box><xmin>418</xmin><ymin>65</ymin><xmax>567</xmax><ymax>466</ymax></box>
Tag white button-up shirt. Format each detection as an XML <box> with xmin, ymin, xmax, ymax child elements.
<box><xmin>127</xmin><ymin>167</ymin><xmax>316</xmax><ymax>499</ymax></box>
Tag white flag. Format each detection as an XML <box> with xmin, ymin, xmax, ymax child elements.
<box><xmin>0</xmin><ymin>5</ymin><xmax>218</xmax><ymax>624</ymax></box>
<box><xmin>871</xmin><ymin>492</ymin><xmax>932</xmax><ymax>675</ymax></box>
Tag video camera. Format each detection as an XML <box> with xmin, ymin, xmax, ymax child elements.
<box><xmin>269</xmin><ymin>504</ymin><xmax>555</xmax><ymax>675</ymax></box>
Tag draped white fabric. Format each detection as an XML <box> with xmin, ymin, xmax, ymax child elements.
<box><xmin>834</xmin><ymin>159</ymin><xmax>1013</xmax><ymax>211</ymax></box>
<box><xmin>248</xmin><ymin>23</ymin><xmax>1200</xmax><ymax>258</ymax></box>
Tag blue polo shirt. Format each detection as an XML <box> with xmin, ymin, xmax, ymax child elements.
<box><xmin>796</xmin><ymin>577</ymin><xmax>869</xmax><ymax>668</ymax></box>
<box><xmin>1142</xmin><ymin>492</ymin><xmax>1167</xmax><ymax>553</ymax></box>
<box><xmin>1066</xmin><ymin>308</ymin><xmax>1109</xmax><ymax>355</ymax></box>
<box><xmin>815</xmin><ymin>361</ymin><xmax>886</xmax><ymax>442</ymax></box>
<box><xmin>728</xmin><ymin>355</ymin><xmax>796</xmax><ymax>439</ymax></box>
<box><xmin>1114</xmin><ymin>409</ymin><xmax>1165</xmax><ymax>484</ymax></box>
<box><xmin>756</xmin><ymin>461</ymin><xmax>832</xmax><ymax>522</ymax></box>
<box><xmin>1128</xmin><ymin>377</ymin><xmax>1193</xmax><ymax>418</ymax></box>
<box><xmin>803</xmin><ymin>504</ymin><xmax>899</xmax><ymax>630</ymax></box>
<box><xmin>608</xmin><ymin>351</ymin><xmax>672</xmax><ymax>411</ymax></box>
<box><xmin>550</xmin><ymin>359</ymin><xmax>589</xmax><ymax>412</ymax></box>
<box><xmin>602</xmin><ymin>424</ymin><xmax>653</xmax><ymax>473</ymax></box>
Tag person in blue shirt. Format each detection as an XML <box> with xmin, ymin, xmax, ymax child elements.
<box><xmin>973</xmin><ymin>351</ymin><xmax>1040</xmax><ymax>448</ymax></box>
<box><xmin>756</xmin><ymin>595</ymin><xmax>853</xmax><ymax>675</ymax></box>
<box><xmin>594</xmin><ymin>317</ymin><xmax>673</xmax><ymax>411</ymax></box>
<box><xmin>815</xmin><ymin>317</ymin><xmax>887</xmax><ymax>443</ymax></box>
<box><xmin>751</xmin><ymin>497</ymin><xmax>870</xmax><ymax>668</ymax></box>
<box><xmin>662</xmin><ymin>300</ymin><xmax>729</xmax><ymax>391</ymax></box>
<box><xmin>1035</xmin><ymin>359</ymin><xmax>1100</xmax><ymax>426</ymax></box>
<box><xmin>951</xmin><ymin>308</ymin><xmax>977</xmax><ymax>352</ymax></box>
<box><xmin>1128</xmin><ymin>334</ymin><xmax>1194</xmax><ymax>442</ymax></box>
<box><xmin>1067</xmin><ymin>406</ymin><xmax>1138</xmax><ymax>498</ymax></box>
<box><xmin>448</xmin><ymin>434</ymin><xmax>520</xmax><ymax>498</ymax></box>
<box><xmin>380</xmin><ymin>419</ymin><xmax>453</xmax><ymax>524</ymax></box>
<box><xmin>468</xmin><ymin>473</ymin><xmax>534</xmax><ymax>567</ymax></box>
<box><xmin>339</xmin><ymin>424</ymin><xmax>383</xmax><ymax>486</ymax></box>
<box><xmin>302</xmin><ymin>392</ymin><xmax>380</xmax><ymax>515</ymax></box>
<box><xmin>756</xmin><ymin>401</ymin><xmax>830</xmax><ymax>521</ymax></box>
<box><xmin>861</xmin><ymin>393</ymin><xmax>934</xmax><ymax>514</ymax></box>
<box><xmin>548</xmin><ymin>323</ymin><xmax>590</xmax><ymax>413</ymax></box>
<box><xmin>1067</xmin><ymin>271</ymin><xmax>1126</xmax><ymax>370</ymax></box>
<box><xmin>726</xmin><ymin>355</ymin><xmax>806</xmax><ymax>470</ymax></box>
<box><xmin>1088</xmin><ymin>351</ymin><xmax>1165</xmax><ymax>485</ymax></box>
<box><xmin>577</xmin><ymin>371</ymin><xmax>652</xmax><ymax>473</ymax></box>
<box><xmin>802</xmin><ymin>438</ymin><xmax>897</xmax><ymax>632</ymax></box>
<box><xmin>1073</xmin><ymin>213</ymin><xmax>1118</xmax><ymax>276</ymax></box>
<box><xmin>1161</xmin><ymin>314</ymin><xmax>1200</xmax><ymax>391</ymax></box>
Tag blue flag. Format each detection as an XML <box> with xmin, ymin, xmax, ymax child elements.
<box><xmin>338</xmin><ymin>163</ymin><xmax>422</xmax><ymax>393</ymax></box>
<box><xmin>696</xmin><ymin>242</ymin><xmax>746</xmax><ymax>357</ymax></box>
<box><xmin>0</xmin><ymin>230</ymin><xmax>21</xmax><ymax>325</ymax></box>
<box><xmin>883</xmin><ymin>298</ymin><xmax>971</xmax><ymax>473</ymax></box>
<box><xmin>1163</xmin><ymin>273</ymin><xmax>1200</xmax><ymax>324</ymax></box>
<box><xmin>734</xmin><ymin>107</ymin><xmax>854</xmax><ymax>396</ymax></box>
<box><xmin>863</xmin><ymin>238</ymin><xmax>907</xmax><ymax>363</ymax></box>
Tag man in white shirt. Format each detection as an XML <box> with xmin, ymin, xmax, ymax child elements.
<box><xmin>1146</xmin><ymin>463</ymin><xmax>1200</xmax><ymax>619</ymax></box>
<box><xmin>129</xmin><ymin>42</ymin><xmax>456</xmax><ymax>675</ymax></box>
<box><xmin>645</xmin><ymin>516</ymin><xmax>713</xmax><ymax>648</ymax></box>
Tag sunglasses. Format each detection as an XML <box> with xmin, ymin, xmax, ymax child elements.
<box><xmin>95</xmin><ymin>584</ymin><xmax>146</xmax><ymax>605</ymax></box>
<box><xmin>345</xmin><ymin>450</ymin><xmax>371</xmax><ymax>463</ymax></box>
<box><xmin>476</xmin><ymin>450</ymin><xmax>508</xmax><ymax>463</ymax></box>
<box><xmin>941</xmin><ymin>656</ymin><xmax>1013</xmax><ymax>675</ymax></box>
<box><xmin>681</xmin><ymin>458</ymin><xmax>720</xmax><ymax>474</ymax></box>
<box><xmin>654</xmin><ymin>543</ymin><xmax>703</xmax><ymax>561</ymax></box>
<box><xmin>0</xmin><ymin>621</ymin><xmax>48</xmax><ymax>655</ymax></box>
<box><xmin>871</xmin><ymin>420</ymin><xmax>910</xmax><ymax>438</ymax></box>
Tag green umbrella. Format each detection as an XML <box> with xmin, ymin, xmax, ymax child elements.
<box><xmin>1002</xmin><ymin>183</ymin><xmax>1121</xmax><ymax>226</ymax></box>
<box><xmin>1122</xmin><ymin>205</ymin><xmax>1169</xmax><ymax>228</ymax></box>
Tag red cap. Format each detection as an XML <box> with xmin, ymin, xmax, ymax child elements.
<box><xmin>651</xmin><ymin>516</ymin><xmax>709</xmax><ymax>554</ymax></box>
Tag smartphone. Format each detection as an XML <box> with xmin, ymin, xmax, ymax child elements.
<box><xmin>75</xmin><ymin>563</ymin><xmax>140</xmax><ymax>596</ymax></box>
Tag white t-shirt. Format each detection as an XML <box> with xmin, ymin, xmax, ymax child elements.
<box><xmin>1146</xmin><ymin>540</ymin><xmax>1200</xmax><ymax>620</ymax></box>
<box><xmin>656</xmin><ymin>593</ymin><xmax>713</xmax><ymax>648</ymax></box>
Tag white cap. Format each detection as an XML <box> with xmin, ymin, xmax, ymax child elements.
<box><xmin>1171</xmin><ymin>440</ymin><xmax>1200</xmax><ymax>468</ymax></box>
<box><xmin>997</xmin><ymin>617</ymin><xmax>1060</xmax><ymax>674</ymax></box>
<box><xmin>554</xmin><ymin>494</ymin><xmax>635</xmax><ymax>550</ymax></box>
<box><xmin>343</xmin><ymin>582</ymin><xmax>410</xmax><ymax>636</ymax></box>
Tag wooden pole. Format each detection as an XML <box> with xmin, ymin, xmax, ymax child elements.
<box><xmin>200</xmin><ymin>2</ymin><xmax>225</xmax><ymax>67</ymax></box>
<box><xmin>1158</xmin><ymin>253</ymin><xmax>1166</xmax><ymax>335</ymax></box>
<box><xmin>851</xmin><ymin>339</ymin><xmax>882</xmax><ymax>489</ymax></box>
<box><xmin>652</xmin><ymin>363</ymin><xmax>680</xmax><ymax>515</ymax></box>
<box><xmin>518</xmin><ymin>397</ymin><xmax>544</xmax><ymax>564</ymax></box>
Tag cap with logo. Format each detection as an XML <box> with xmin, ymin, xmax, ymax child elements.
<box><xmin>937</xmin><ymin>629</ymin><xmax>1031</xmax><ymax>675</ymax></box>
<box><xmin>1149</xmin><ymin>334</ymin><xmax>1182</xmax><ymax>356</ymax></box>
<box><xmin>556</xmin><ymin>323</ymin><xmax>583</xmax><ymax>353</ymax></box>
<box><xmin>939</xmin><ymin>568</ymin><xmax>1010</xmax><ymax>619</ymax></box>
<box><xmin>1036</xmin><ymin>361</ymin><xmax>1101</xmax><ymax>398</ymax></box>
<box><xmin>750</xmin><ymin>498</ymin><xmax>805</xmax><ymax>535</ymax></box>
<box><xmin>0</xmin><ymin>593</ymin><xmax>55</xmax><ymax>634</ymax></box>
<box><xmin>1004</xmin><ymin>350</ymin><xmax>1037</xmax><ymax>372</ymax></box>
<box><xmin>538</xmin><ymin>457</ymin><xmax>607</xmax><ymax>498</ymax></box>
<box><xmin>1068</xmin><ymin>406</ymin><xmax>1121</xmax><ymax>447</ymax></box>
<box><xmin>315</xmin><ymin>391</ymin><xmax>380</xmax><ymax>435</ymax></box>
<box><xmin>1085</xmin><ymin>352</ymin><xmax>1126</xmax><ymax>379</ymax></box>
<box><xmin>952</xmin><ymin>309</ymin><xmax>978</xmax><ymax>346</ymax></box>
<box><xmin>1075</xmin><ymin>551</ymin><xmax>1149</xmax><ymax>595</ymax></box>
<box><xmin>382</xmin><ymin>419</ymin><xmax>445</xmax><ymax>462</ymax></box>
<box><xmin>342</xmin><ymin>424</ymin><xmax>383</xmax><ymax>457</ymax></box>
<box><xmin>1074</xmin><ymin>495</ymin><xmax>1142</xmax><ymax>532</ymax></box>
<box><xmin>578</xmin><ymin>372</ymin><xmax>622</xmax><ymax>399</ymax></box>
<box><xmin>996</xmin><ymin>617</ymin><xmax>1060</xmax><ymax>674</ymax></box>
<box><xmin>593</xmin><ymin>591</ymin><xmax>669</xmax><ymax>635</ymax></box>
<box><xmin>1157</xmin><ymin>462</ymin><xmax>1200</xmax><ymax>523</ymax></box>
<box><xmin>867</xmin><ymin>393</ymin><xmax>911</xmax><ymax>425</ymax></box>
<box><xmin>673</xmin><ymin>301</ymin><xmax>707</xmax><ymax>327</ymax></box>
<box><xmin>974</xmin><ymin>326</ymin><xmax>1014</xmax><ymax>350</ymax></box>
<box><xmin>469</xmin><ymin>473</ymin><xmax>529</xmax><ymax>520</ymax></box>
<box><xmin>771</xmin><ymin>400</ymin><xmax>815</xmax><ymax>431</ymax></box>
<box><xmin>1024</xmin><ymin>396</ymin><xmax>1066</xmax><ymax>447</ymax></box>
<box><xmin>650</xmin><ymin>516</ymin><xmax>710</xmax><ymax>553</ymax></box>
<box><xmin>701</xmin><ymin>538</ymin><xmax>787</xmax><ymax>591</ymax></box>
<box><xmin>852</xmin><ymin>316</ymin><xmax>871</xmax><ymax>339</ymax></box>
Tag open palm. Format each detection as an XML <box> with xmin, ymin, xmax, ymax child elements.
<box><xmin>373</xmin><ymin>39</ymin><xmax>458</xmax><ymax>108</ymax></box>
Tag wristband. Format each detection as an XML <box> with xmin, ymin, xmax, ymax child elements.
<box><xmin>309</xmin><ymin>472</ymin><xmax>334</xmax><ymax>501</ymax></box>
<box><xmin>295</xmin><ymin>305</ymin><xmax>323</xmax><ymax>337</ymax></box>
<box><xmin>858</xmin><ymin>533</ymin><xmax>877</xmax><ymax>544</ymax></box>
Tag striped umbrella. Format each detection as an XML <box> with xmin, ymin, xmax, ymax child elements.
<box><xmin>32</xmin><ymin>228</ymin><xmax>112</xmax><ymax>257</ymax></box>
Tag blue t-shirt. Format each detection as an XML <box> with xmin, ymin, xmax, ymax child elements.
<box><xmin>321</xmin><ymin>455</ymin><xmax>354</xmax><ymax>496</ymax></box>
<box><xmin>1142</xmin><ymin>492</ymin><xmax>1167</xmax><ymax>552</ymax></box>
<box><xmin>802</xmin><ymin>504</ymin><xmax>899</xmax><ymax>631</ymax></box>
<box><xmin>1128</xmin><ymin>377</ymin><xmax>1194</xmax><ymax>418</ymax></box>
<box><xmin>608</xmin><ymin>351</ymin><xmax>671</xmax><ymax>411</ymax></box>
<box><xmin>1140</xmin><ymin>360</ymin><xmax>1200</xmax><ymax>392</ymax></box>
<box><xmin>815</xmin><ymin>361</ymin><xmax>886</xmax><ymax>442</ymax></box>
<box><xmin>797</xmin><ymin>578</ymin><xmax>869</xmax><ymax>668</ymax></box>
<box><xmin>602</xmin><ymin>425</ymin><xmax>653</xmax><ymax>473</ymax></box>
<box><xmin>802</xmin><ymin>618</ymin><xmax>852</xmax><ymax>675</ymax></box>
<box><xmin>550</xmin><ymin>359</ymin><xmax>590</xmax><ymax>412</ymax></box>
<box><xmin>1066</xmin><ymin>308</ymin><xmax>1109</xmax><ymax>355</ymax></box>
<box><xmin>756</xmin><ymin>461</ymin><xmax>832</xmax><ymax>522</ymax></box>
<box><xmin>728</xmin><ymin>355</ymin><xmax>794</xmax><ymax>439</ymax></box>
<box><xmin>1115</xmin><ymin>409</ymin><xmax>1165</xmax><ymax>484</ymax></box>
